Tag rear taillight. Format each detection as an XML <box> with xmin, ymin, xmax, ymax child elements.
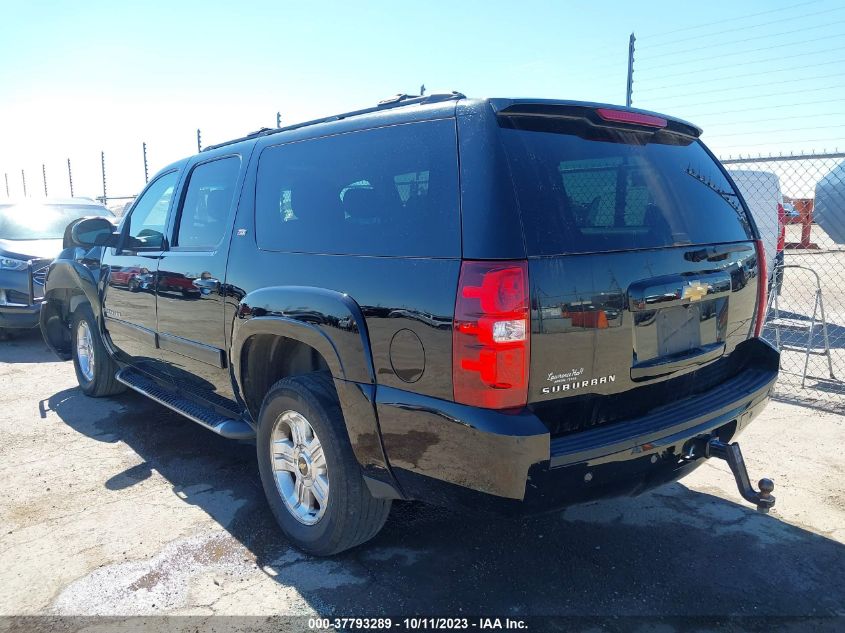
<box><xmin>754</xmin><ymin>239</ymin><xmax>768</xmax><ymax>337</ymax></box>
<box><xmin>776</xmin><ymin>203</ymin><xmax>786</xmax><ymax>252</ymax></box>
<box><xmin>453</xmin><ymin>260</ymin><xmax>529</xmax><ymax>409</ymax></box>
<box><xmin>595</xmin><ymin>108</ymin><xmax>667</xmax><ymax>128</ymax></box>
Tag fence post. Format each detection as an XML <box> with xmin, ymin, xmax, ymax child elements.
<box><xmin>101</xmin><ymin>151</ymin><xmax>107</xmax><ymax>204</ymax></box>
<box><xmin>67</xmin><ymin>158</ymin><xmax>74</xmax><ymax>197</ymax></box>
<box><xmin>42</xmin><ymin>164</ymin><xmax>48</xmax><ymax>197</ymax></box>
<box><xmin>626</xmin><ymin>32</ymin><xmax>636</xmax><ymax>108</ymax></box>
<box><xmin>142</xmin><ymin>142</ymin><xmax>149</xmax><ymax>183</ymax></box>
<box><xmin>197</xmin><ymin>129</ymin><xmax>202</xmax><ymax>153</ymax></box>
<box><xmin>21</xmin><ymin>169</ymin><xmax>27</xmax><ymax>197</ymax></box>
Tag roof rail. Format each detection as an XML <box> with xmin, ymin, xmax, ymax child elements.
<box><xmin>202</xmin><ymin>91</ymin><xmax>465</xmax><ymax>153</ymax></box>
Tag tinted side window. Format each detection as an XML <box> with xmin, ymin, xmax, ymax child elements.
<box><xmin>176</xmin><ymin>156</ymin><xmax>241</xmax><ymax>248</ymax></box>
<box><xmin>255</xmin><ymin>119</ymin><xmax>460</xmax><ymax>257</ymax></box>
<box><xmin>125</xmin><ymin>171</ymin><xmax>180</xmax><ymax>250</ymax></box>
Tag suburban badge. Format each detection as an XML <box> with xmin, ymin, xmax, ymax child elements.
<box><xmin>542</xmin><ymin>374</ymin><xmax>616</xmax><ymax>394</ymax></box>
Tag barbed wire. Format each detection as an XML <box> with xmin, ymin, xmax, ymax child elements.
<box><xmin>653</xmin><ymin>84</ymin><xmax>844</xmax><ymax>110</ymax></box>
<box><xmin>636</xmin><ymin>29</ymin><xmax>845</xmax><ymax>70</ymax></box>
<box><xmin>636</xmin><ymin>45</ymin><xmax>845</xmax><ymax>83</ymax></box>
<box><xmin>715</xmin><ymin>137</ymin><xmax>845</xmax><ymax>150</ymax></box>
<box><xmin>701</xmin><ymin>112</ymin><xmax>845</xmax><ymax>127</ymax></box>
<box><xmin>682</xmin><ymin>97</ymin><xmax>845</xmax><ymax>117</ymax></box>
<box><xmin>641</xmin><ymin>0</ymin><xmax>821</xmax><ymax>40</ymax></box>
<box><xmin>637</xmin><ymin>64</ymin><xmax>845</xmax><ymax>95</ymax></box>
<box><xmin>641</xmin><ymin>4</ymin><xmax>845</xmax><ymax>52</ymax></box>
<box><xmin>705</xmin><ymin>124</ymin><xmax>845</xmax><ymax>139</ymax></box>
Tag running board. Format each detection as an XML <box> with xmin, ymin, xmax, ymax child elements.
<box><xmin>116</xmin><ymin>368</ymin><xmax>255</xmax><ymax>440</ymax></box>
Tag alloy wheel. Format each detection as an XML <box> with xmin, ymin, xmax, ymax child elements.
<box><xmin>76</xmin><ymin>320</ymin><xmax>96</xmax><ymax>382</ymax></box>
<box><xmin>270</xmin><ymin>410</ymin><xmax>330</xmax><ymax>525</ymax></box>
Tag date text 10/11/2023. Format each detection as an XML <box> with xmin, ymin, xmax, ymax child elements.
<box><xmin>308</xmin><ymin>617</ymin><xmax>529</xmax><ymax>630</ymax></box>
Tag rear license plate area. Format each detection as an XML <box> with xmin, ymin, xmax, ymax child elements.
<box><xmin>633</xmin><ymin>297</ymin><xmax>728</xmax><ymax>365</ymax></box>
<box><xmin>656</xmin><ymin>304</ymin><xmax>702</xmax><ymax>356</ymax></box>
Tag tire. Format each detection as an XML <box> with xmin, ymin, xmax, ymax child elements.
<box><xmin>71</xmin><ymin>304</ymin><xmax>126</xmax><ymax>397</ymax></box>
<box><xmin>256</xmin><ymin>372</ymin><xmax>391</xmax><ymax>556</ymax></box>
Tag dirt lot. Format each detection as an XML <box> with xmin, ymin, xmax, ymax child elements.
<box><xmin>1</xmin><ymin>329</ymin><xmax>844</xmax><ymax>628</ymax></box>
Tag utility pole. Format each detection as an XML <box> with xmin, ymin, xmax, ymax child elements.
<box><xmin>21</xmin><ymin>169</ymin><xmax>27</xmax><ymax>197</ymax></box>
<box><xmin>142</xmin><ymin>142</ymin><xmax>149</xmax><ymax>183</ymax></box>
<box><xmin>67</xmin><ymin>159</ymin><xmax>74</xmax><ymax>197</ymax></box>
<box><xmin>626</xmin><ymin>32</ymin><xmax>636</xmax><ymax>108</ymax></box>
<box><xmin>197</xmin><ymin>129</ymin><xmax>202</xmax><ymax>153</ymax></box>
<box><xmin>276</xmin><ymin>112</ymin><xmax>281</xmax><ymax>128</ymax></box>
<box><xmin>42</xmin><ymin>164</ymin><xmax>48</xmax><ymax>197</ymax></box>
<box><xmin>101</xmin><ymin>151</ymin><xmax>107</xmax><ymax>204</ymax></box>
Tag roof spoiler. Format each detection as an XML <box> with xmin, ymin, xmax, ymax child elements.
<box><xmin>494</xmin><ymin>101</ymin><xmax>702</xmax><ymax>139</ymax></box>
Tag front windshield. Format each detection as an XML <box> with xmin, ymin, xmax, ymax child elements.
<box><xmin>0</xmin><ymin>204</ymin><xmax>113</xmax><ymax>240</ymax></box>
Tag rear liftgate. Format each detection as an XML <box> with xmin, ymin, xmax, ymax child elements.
<box><xmin>687</xmin><ymin>437</ymin><xmax>775</xmax><ymax>513</ymax></box>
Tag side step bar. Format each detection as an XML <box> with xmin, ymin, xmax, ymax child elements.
<box><xmin>116</xmin><ymin>368</ymin><xmax>255</xmax><ymax>440</ymax></box>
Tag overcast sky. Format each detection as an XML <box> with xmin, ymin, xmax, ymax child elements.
<box><xmin>1</xmin><ymin>0</ymin><xmax>843</xmax><ymax>200</ymax></box>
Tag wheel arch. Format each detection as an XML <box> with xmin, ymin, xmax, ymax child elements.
<box><xmin>230</xmin><ymin>286</ymin><xmax>376</xmax><ymax>390</ymax></box>
<box><xmin>230</xmin><ymin>286</ymin><xmax>402</xmax><ymax>498</ymax></box>
<box><xmin>39</xmin><ymin>259</ymin><xmax>103</xmax><ymax>360</ymax></box>
<box><xmin>235</xmin><ymin>323</ymin><xmax>339</xmax><ymax>420</ymax></box>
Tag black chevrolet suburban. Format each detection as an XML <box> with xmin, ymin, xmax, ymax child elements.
<box><xmin>40</xmin><ymin>93</ymin><xmax>779</xmax><ymax>555</ymax></box>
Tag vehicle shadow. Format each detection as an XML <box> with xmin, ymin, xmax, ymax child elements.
<box><xmin>0</xmin><ymin>328</ymin><xmax>58</xmax><ymax>364</ymax></box>
<box><xmin>45</xmin><ymin>386</ymin><xmax>845</xmax><ymax>618</ymax></box>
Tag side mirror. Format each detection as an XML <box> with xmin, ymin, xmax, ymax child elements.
<box><xmin>66</xmin><ymin>216</ymin><xmax>119</xmax><ymax>249</ymax></box>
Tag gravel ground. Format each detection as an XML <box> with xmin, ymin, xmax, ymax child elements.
<box><xmin>1</xmin><ymin>329</ymin><xmax>844</xmax><ymax>630</ymax></box>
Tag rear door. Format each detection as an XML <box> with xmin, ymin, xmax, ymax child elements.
<box><xmin>497</xmin><ymin>107</ymin><xmax>761</xmax><ymax>434</ymax></box>
<box><xmin>155</xmin><ymin>154</ymin><xmax>244</xmax><ymax>400</ymax></box>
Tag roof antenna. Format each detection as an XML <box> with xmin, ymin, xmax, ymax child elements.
<box><xmin>420</xmin><ymin>84</ymin><xmax>426</xmax><ymax>96</ymax></box>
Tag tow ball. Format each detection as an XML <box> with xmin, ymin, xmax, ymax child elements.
<box><xmin>688</xmin><ymin>438</ymin><xmax>776</xmax><ymax>513</ymax></box>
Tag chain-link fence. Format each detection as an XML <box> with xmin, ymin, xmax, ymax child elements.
<box><xmin>721</xmin><ymin>152</ymin><xmax>845</xmax><ymax>410</ymax></box>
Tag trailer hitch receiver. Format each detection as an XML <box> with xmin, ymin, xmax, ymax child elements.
<box><xmin>691</xmin><ymin>438</ymin><xmax>775</xmax><ymax>512</ymax></box>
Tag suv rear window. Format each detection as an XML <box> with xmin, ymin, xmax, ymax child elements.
<box><xmin>255</xmin><ymin>119</ymin><xmax>460</xmax><ymax>257</ymax></box>
<box><xmin>500</xmin><ymin>118</ymin><xmax>753</xmax><ymax>255</ymax></box>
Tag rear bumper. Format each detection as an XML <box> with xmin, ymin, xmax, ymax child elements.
<box><xmin>376</xmin><ymin>339</ymin><xmax>779</xmax><ymax>513</ymax></box>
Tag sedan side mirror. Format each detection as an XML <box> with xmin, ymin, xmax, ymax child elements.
<box><xmin>66</xmin><ymin>216</ymin><xmax>119</xmax><ymax>249</ymax></box>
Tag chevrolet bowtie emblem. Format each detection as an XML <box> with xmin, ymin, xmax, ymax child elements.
<box><xmin>682</xmin><ymin>281</ymin><xmax>710</xmax><ymax>302</ymax></box>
